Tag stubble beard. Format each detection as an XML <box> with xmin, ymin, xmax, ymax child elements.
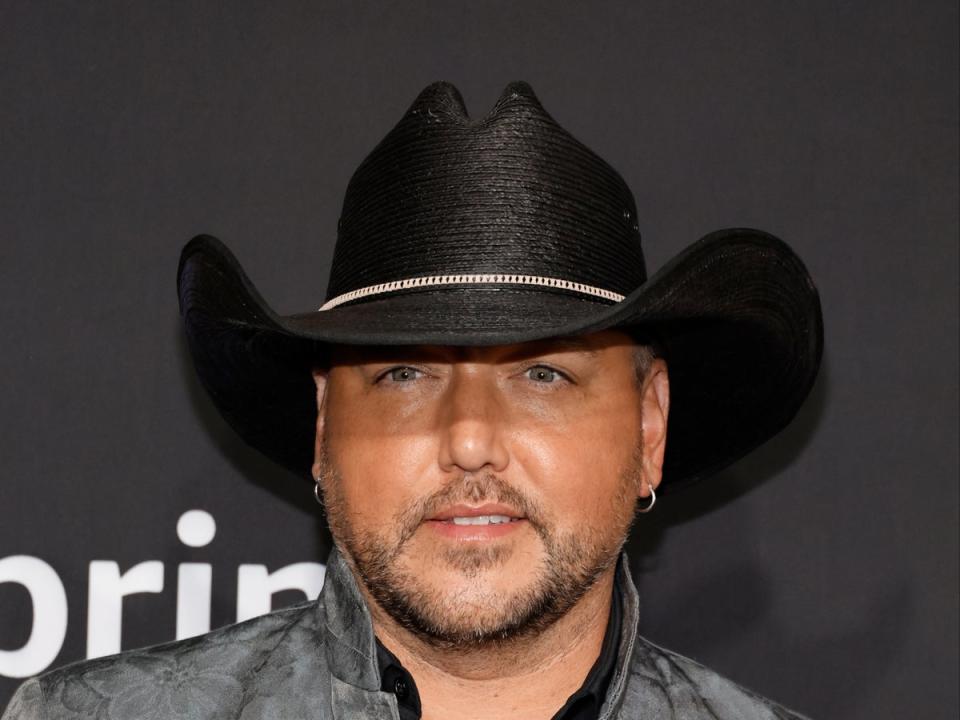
<box><xmin>317</xmin><ymin>438</ymin><xmax>643</xmax><ymax>650</ymax></box>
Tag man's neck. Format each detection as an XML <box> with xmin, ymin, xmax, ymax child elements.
<box><xmin>366</xmin><ymin>570</ymin><xmax>617</xmax><ymax>720</ymax></box>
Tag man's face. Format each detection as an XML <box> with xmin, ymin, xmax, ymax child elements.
<box><xmin>312</xmin><ymin>330</ymin><xmax>669</xmax><ymax>648</ymax></box>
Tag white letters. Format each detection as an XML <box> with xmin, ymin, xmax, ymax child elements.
<box><xmin>175</xmin><ymin>510</ymin><xmax>215</xmax><ymax>639</ymax></box>
<box><xmin>1</xmin><ymin>509</ymin><xmax>325</xmax><ymax>678</ymax></box>
<box><xmin>0</xmin><ymin>556</ymin><xmax>68</xmax><ymax>678</ymax></box>
<box><xmin>176</xmin><ymin>510</ymin><xmax>216</xmax><ymax>548</ymax></box>
<box><xmin>236</xmin><ymin>563</ymin><xmax>326</xmax><ymax>622</ymax></box>
<box><xmin>86</xmin><ymin>560</ymin><xmax>164</xmax><ymax>659</ymax></box>
<box><xmin>175</xmin><ymin>564</ymin><xmax>212</xmax><ymax>640</ymax></box>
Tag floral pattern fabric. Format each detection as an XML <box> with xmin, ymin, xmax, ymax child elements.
<box><xmin>2</xmin><ymin>549</ymin><xmax>811</xmax><ymax>719</ymax></box>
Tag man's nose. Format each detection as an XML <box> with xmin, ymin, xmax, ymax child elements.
<box><xmin>437</xmin><ymin>370</ymin><xmax>510</xmax><ymax>474</ymax></box>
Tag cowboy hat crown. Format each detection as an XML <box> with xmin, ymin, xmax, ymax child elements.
<box><xmin>325</xmin><ymin>80</ymin><xmax>646</xmax><ymax>309</ymax></box>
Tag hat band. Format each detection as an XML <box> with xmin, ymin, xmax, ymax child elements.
<box><xmin>319</xmin><ymin>273</ymin><xmax>626</xmax><ymax>311</ymax></box>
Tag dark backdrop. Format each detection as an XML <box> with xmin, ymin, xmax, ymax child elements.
<box><xmin>1</xmin><ymin>2</ymin><xmax>957</xmax><ymax>717</ymax></box>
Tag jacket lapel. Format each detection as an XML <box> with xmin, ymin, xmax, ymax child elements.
<box><xmin>320</xmin><ymin>546</ymin><xmax>400</xmax><ymax>718</ymax></box>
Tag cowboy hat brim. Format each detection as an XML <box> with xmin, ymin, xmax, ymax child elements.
<box><xmin>178</xmin><ymin>227</ymin><xmax>823</xmax><ymax>491</ymax></box>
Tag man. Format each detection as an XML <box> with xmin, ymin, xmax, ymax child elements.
<box><xmin>3</xmin><ymin>81</ymin><xmax>822</xmax><ymax>719</ymax></box>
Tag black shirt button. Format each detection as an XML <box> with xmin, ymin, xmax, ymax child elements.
<box><xmin>393</xmin><ymin>676</ymin><xmax>409</xmax><ymax>700</ymax></box>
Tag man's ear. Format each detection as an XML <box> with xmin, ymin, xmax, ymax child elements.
<box><xmin>311</xmin><ymin>368</ymin><xmax>329</xmax><ymax>481</ymax></box>
<box><xmin>640</xmin><ymin>358</ymin><xmax>669</xmax><ymax>494</ymax></box>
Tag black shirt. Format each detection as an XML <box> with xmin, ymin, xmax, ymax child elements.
<box><xmin>376</xmin><ymin>586</ymin><xmax>622</xmax><ymax>720</ymax></box>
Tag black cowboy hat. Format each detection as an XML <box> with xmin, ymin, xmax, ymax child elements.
<box><xmin>177</xmin><ymin>80</ymin><xmax>823</xmax><ymax>491</ymax></box>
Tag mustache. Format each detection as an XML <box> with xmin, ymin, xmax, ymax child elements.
<box><xmin>394</xmin><ymin>473</ymin><xmax>547</xmax><ymax>545</ymax></box>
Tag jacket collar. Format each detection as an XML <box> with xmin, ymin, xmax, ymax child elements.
<box><xmin>320</xmin><ymin>545</ymin><xmax>383</xmax><ymax>690</ymax></box>
<box><xmin>317</xmin><ymin>545</ymin><xmax>641</xmax><ymax>716</ymax></box>
<box><xmin>599</xmin><ymin>554</ymin><xmax>641</xmax><ymax>719</ymax></box>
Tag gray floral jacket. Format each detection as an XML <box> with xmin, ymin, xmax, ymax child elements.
<box><xmin>3</xmin><ymin>548</ymin><xmax>810</xmax><ymax>719</ymax></box>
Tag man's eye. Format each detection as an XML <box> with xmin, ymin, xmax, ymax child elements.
<box><xmin>383</xmin><ymin>367</ymin><xmax>422</xmax><ymax>382</ymax></box>
<box><xmin>526</xmin><ymin>365</ymin><xmax>562</xmax><ymax>383</ymax></box>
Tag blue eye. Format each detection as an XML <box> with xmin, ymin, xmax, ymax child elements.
<box><xmin>526</xmin><ymin>365</ymin><xmax>560</xmax><ymax>383</ymax></box>
<box><xmin>385</xmin><ymin>367</ymin><xmax>421</xmax><ymax>382</ymax></box>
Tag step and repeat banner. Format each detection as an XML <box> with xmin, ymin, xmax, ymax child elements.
<box><xmin>0</xmin><ymin>510</ymin><xmax>327</xmax><ymax>677</ymax></box>
<box><xmin>1</xmin><ymin>3</ymin><xmax>956</xmax><ymax>718</ymax></box>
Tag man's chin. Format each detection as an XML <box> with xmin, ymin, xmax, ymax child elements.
<box><xmin>430</xmin><ymin>541</ymin><xmax>522</xmax><ymax>578</ymax></box>
<box><xmin>380</xmin><ymin>580</ymin><xmax>562</xmax><ymax>648</ymax></box>
<box><xmin>361</xmin><ymin>556</ymin><xmax>576</xmax><ymax>648</ymax></box>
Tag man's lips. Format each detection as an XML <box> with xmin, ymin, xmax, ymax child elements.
<box><xmin>424</xmin><ymin>503</ymin><xmax>527</xmax><ymax>540</ymax></box>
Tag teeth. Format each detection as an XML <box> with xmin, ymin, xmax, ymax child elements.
<box><xmin>451</xmin><ymin>515</ymin><xmax>513</xmax><ymax>526</ymax></box>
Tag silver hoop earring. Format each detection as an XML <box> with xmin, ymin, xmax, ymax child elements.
<box><xmin>637</xmin><ymin>482</ymin><xmax>656</xmax><ymax>513</ymax></box>
<box><xmin>313</xmin><ymin>476</ymin><xmax>323</xmax><ymax>506</ymax></box>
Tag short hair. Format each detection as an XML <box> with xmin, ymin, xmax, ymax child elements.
<box><xmin>631</xmin><ymin>335</ymin><xmax>663</xmax><ymax>386</ymax></box>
